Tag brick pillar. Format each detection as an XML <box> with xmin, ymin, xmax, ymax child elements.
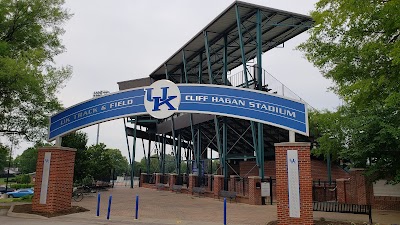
<box><xmin>336</xmin><ymin>178</ymin><xmax>347</xmax><ymax>203</ymax></box>
<box><xmin>189</xmin><ymin>174</ymin><xmax>197</xmax><ymax>193</ymax></box>
<box><xmin>155</xmin><ymin>173</ymin><xmax>162</xmax><ymax>184</ymax></box>
<box><xmin>139</xmin><ymin>173</ymin><xmax>146</xmax><ymax>187</ymax></box>
<box><xmin>350</xmin><ymin>168</ymin><xmax>371</xmax><ymax>205</ymax></box>
<box><xmin>275</xmin><ymin>142</ymin><xmax>312</xmax><ymax>225</ymax></box>
<box><xmin>248</xmin><ymin>176</ymin><xmax>262</xmax><ymax>205</ymax></box>
<box><xmin>32</xmin><ymin>146</ymin><xmax>76</xmax><ymax>213</ymax></box>
<box><xmin>169</xmin><ymin>174</ymin><xmax>177</xmax><ymax>191</ymax></box>
<box><xmin>213</xmin><ymin>175</ymin><xmax>224</xmax><ymax>198</ymax></box>
<box><xmin>230</xmin><ymin>175</ymin><xmax>238</xmax><ymax>192</ymax></box>
<box><xmin>207</xmin><ymin>175</ymin><xmax>212</xmax><ymax>192</ymax></box>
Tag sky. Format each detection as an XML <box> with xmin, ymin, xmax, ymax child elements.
<box><xmin>11</xmin><ymin>0</ymin><xmax>341</xmax><ymax>161</ymax></box>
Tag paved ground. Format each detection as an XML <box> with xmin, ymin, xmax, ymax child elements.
<box><xmin>1</xmin><ymin>186</ymin><xmax>400</xmax><ymax>224</ymax></box>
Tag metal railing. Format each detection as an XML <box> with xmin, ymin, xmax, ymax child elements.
<box><xmin>227</xmin><ymin>66</ymin><xmax>315</xmax><ymax>110</ymax></box>
<box><xmin>312</xmin><ymin>180</ymin><xmax>337</xmax><ymax>202</ymax></box>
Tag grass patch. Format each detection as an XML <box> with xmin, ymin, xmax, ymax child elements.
<box><xmin>0</xmin><ymin>198</ymin><xmax>14</xmax><ymax>203</ymax></box>
<box><xmin>0</xmin><ymin>177</ymin><xmax>16</xmax><ymax>185</ymax></box>
<box><xmin>0</xmin><ymin>195</ymin><xmax>33</xmax><ymax>203</ymax></box>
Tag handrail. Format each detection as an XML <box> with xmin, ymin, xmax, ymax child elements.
<box><xmin>227</xmin><ymin>66</ymin><xmax>316</xmax><ymax>111</ymax></box>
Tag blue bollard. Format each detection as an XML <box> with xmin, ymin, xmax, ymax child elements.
<box><xmin>135</xmin><ymin>195</ymin><xmax>139</xmax><ymax>219</ymax></box>
<box><xmin>96</xmin><ymin>193</ymin><xmax>101</xmax><ymax>217</ymax></box>
<box><xmin>106</xmin><ymin>195</ymin><xmax>112</xmax><ymax>220</ymax></box>
<box><xmin>224</xmin><ymin>198</ymin><xmax>227</xmax><ymax>225</ymax></box>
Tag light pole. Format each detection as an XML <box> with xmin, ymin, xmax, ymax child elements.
<box><xmin>5</xmin><ymin>133</ymin><xmax>17</xmax><ymax>192</ymax></box>
<box><xmin>93</xmin><ymin>90</ymin><xmax>110</xmax><ymax>145</ymax></box>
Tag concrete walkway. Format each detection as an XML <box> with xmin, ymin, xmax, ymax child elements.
<box><xmin>2</xmin><ymin>186</ymin><xmax>400</xmax><ymax>224</ymax></box>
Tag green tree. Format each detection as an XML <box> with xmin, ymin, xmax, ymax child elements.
<box><xmin>139</xmin><ymin>155</ymin><xmax>160</xmax><ymax>174</ymax></box>
<box><xmin>15</xmin><ymin>174</ymin><xmax>31</xmax><ymax>184</ymax></box>
<box><xmin>0</xmin><ymin>0</ymin><xmax>72</xmax><ymax>141</ymax></box>
<box><xmin>0</xmin><ymin>143</ymin><xmax>9</xmax><ymax>171</ymax></box>
<box><xmin>61</xmin><ymin>131</ymin><xmax>88</xmax><ymax>183</ymax></box>
<box><xmin>107</xmin><ymin>148</ymin><xmax>129</xmax><ymax>179</ymax></box>
<box><xmin>86</xmin><ymin>143</ymin><xmax>129</xmax><ymax>182</ymax></box>
<box><xmin>138</xmin><ymin>154</ymin><xmax>188</xmax><ymax>175</ymax></box>
<box><xmin>308</xmin><ymin>110</ymin><xmax>346</xmax><ymax>162</ymax></box>
<box><xmin>14</xmin><ymin>147</ymin><xmax>37</xmax><ymax>174</ymax></box>
<box><xmin>299</xmin><ymin>0</ymin><xmax>400</xmax><ymax>183</ymax></box>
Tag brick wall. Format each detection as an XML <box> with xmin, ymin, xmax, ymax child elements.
<box><xmin>32</xmin><ymin>147</ymin><xmax>76</xmax><ymax>213</ymax></box>
<box><xmin>373</xmin><ymin>196</ymin><xmax>400</xmax><ymax>210</ymax></box>
<box><xmin>239</xmin><ymin>159</ymin><xmax>349</xmax><ymax>180</ymax></box>
<box><xmin>336</xmin><ymin>170</ymin><xmax>400</xmax><ymax>210</ymax></box>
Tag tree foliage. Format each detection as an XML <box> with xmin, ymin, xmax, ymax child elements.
<box><xmin>308</xmin><ymin>110</ymin><xmax>346</xmax><ymax>161</ymax></box>
<box><xmin>85</xmin><ymin>143</ymin><xmax>129</xmax><ymax>182</ymax></box>
<box><xmin>61</xmin><ymin>131</ymin><xmax>88</xmax><ymax>183</ymax></box>
<box><xmin>300</xmin><ymin>0</ymin><xmax>400</xmax><ymax>183</ymax></box>
<box><xmin>0</xmin><ymin>0</ymin><xmax>72</xmax><ymax>141</ymax></box>
<box><xmin>14</xmin><ymin>147</ymin><xmax>37</xmax><ymax>174</ymax></box>
<box><xmin>61</xmin><ymin>132</ymin><xmax>129</xmax><ymax>183</ymax></box>
<box><xmin>0</xmin><ymin>143</ymin><xmax>10</xmax><ymax>171</ymax></box>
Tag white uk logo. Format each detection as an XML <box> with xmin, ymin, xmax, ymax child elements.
<box><xmin>144</xmin><ymin>80</ymin><xmax>181</xmax><ymax>119</ymax></box>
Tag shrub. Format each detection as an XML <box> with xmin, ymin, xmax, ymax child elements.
<box><xmin>10</xmin><ymin>184</ymin><xmax>34</xmax><ymax>189</ymax></box>
<box><xmin>81</xmin><ymin>175</ymin><xmax>94</xmax><ymax>186</ymax></box>
<box><xmin>15</xmin><ymin>174</ymin><xmax>31</xmax><ymax>184</ymax></box>
<box><xmin>19</xmin><ymin>194</ymin><xmax>33</xmax><ymax>201</ymax></box>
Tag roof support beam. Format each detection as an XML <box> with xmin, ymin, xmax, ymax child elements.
<box><xmin>256</xmin><ymin>9</ymin><xmax>265</xmax><ymax>180</ymax></box>
<box><xmin>236</xmin><ymin>4</ymin><xmax>259</xmax><ymax>169</ymax></box>
<box><xmin>130</xmin><ymin>116</ymin><xmax>138</xmax><ymax>188</ymax></box>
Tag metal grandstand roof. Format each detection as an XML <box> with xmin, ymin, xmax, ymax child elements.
<box><xmin>149</xmin><ymin>1</ymin><xmax>313</xmax><ymax>83</ymax></box>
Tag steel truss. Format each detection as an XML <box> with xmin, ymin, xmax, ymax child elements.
<box><xmin>122</xmin><ymin>2</ymin><xmax>313</xmax><ymax>189</ymax></box>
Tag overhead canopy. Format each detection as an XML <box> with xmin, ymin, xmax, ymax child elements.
<box><xmin>149</xmin><ymin>1</ymin><xmax>313</xmax><ymax>84</ymax></box>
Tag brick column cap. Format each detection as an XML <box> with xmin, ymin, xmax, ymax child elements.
<box><xmin>336</xmin><ymin>178</ymin><xmax>350</xmax><ymax>181</ymax></box>
<box><xmin>248</xmin><ymin>176</ymin><xmax>261</xmax><ymax>179</ymax></box>
<box><xmin>189</xmin><ymin>174</ymin><xmax>198</xmax><ymax>177</ymax></box>
<box><xmin>141</xmin><ymin>173</ymin><xmax>147</xmax><ymax>175</ymax></box>
<box><xmin>230</xmin><ymin>175</ymin><xmax>239</xmax><ymax>178</ymax></box>
<box><xmin>155</xmin><ymin>173</ymin><xmax>163</xmax><ymax>175</ymax></box>
<box><xmin>169</xmin><ymin>173</ymin><xmax>178</xmax><ymax>175</ymax></box>
<box><xmin>214</xmin><ymin>175</ymin><xmax>224</xmax><ymax>178</ymax></box>
<box><xmin>274</xmin><ymin>142</ymin><xmax>311</xmax><ymax>147</ymax></box>
<box><xmin>38</xmin><ymin>146</ymin><xmax>76</xmax><ymax>152</ymax></box>
<box><xmin>349</xmin><ymin>168</ymin><xmax>366</xmax><ymax>171</ymax></box>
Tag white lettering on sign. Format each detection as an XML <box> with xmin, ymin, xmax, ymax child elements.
<box><xmin>249</xmin><ymin>102</ymin><xmax>296</xmax><ymax>118</ymax></box>
<box><xmin>211</xmin><ymin>96</ymin><xmax>246</xmax><ymax>106</ymax></box>
<box><xmin>185</xmin><ymin>95</ymin><xmax>209</xmax><ymax>101</ymax></box>
<box><xmin>109</xmin><ymin>99</ymin><xmax>134</xmax><ymax>109</ymax></box>
<box><xmin>40</xmin><ymin>152</ymin><xmax>51</xmax><ymax>204</ymax></box>
<box><xmin>287</xmin><ymin>150</ymin><xmax>300</xmax><ymax>218</ymax></box>
<box><xmin>72</xmin><ymin>107</ymin><xmax>98</xmax><ymax>120</ymax></box>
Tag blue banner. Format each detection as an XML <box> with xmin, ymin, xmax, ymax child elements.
<box><xmin>49</xmin><ymin>89</ymin><xmax>146</xmax><ymax>140</ymax></box>
<box><xmin>178</xmin><ymin>84</ymin><xmax>307</xmax><ymax>135</ymax></box>
<box><xmin>48</xmin><ymin>81</ymin><xmax>308</xmax><ymax>141</ymax></box>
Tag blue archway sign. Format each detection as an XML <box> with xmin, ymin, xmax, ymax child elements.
<box><xmin>48</xmin><ymin>80</ymin><xmax>308</xmax><ymax>141</ymax></box>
